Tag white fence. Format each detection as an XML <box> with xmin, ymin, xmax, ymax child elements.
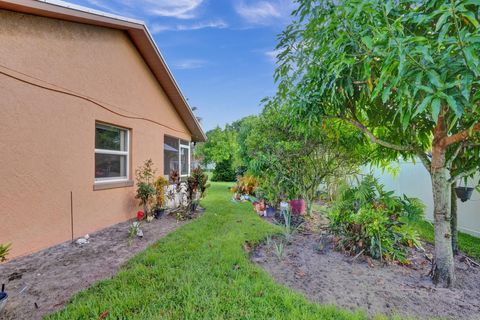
<box><xmin>372</xmin><ymin>161</ymin><xmax>480</xmax><ymax>237</ymax></box>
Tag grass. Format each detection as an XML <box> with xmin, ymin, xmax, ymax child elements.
<box><xmin>47</xmin><ymin>182</ymin><xmax>369</xmax><ymax>320</ymax></box>
<box><xmin>414</xmin><ymin>220</ymin><xmax>480</xmax><ymax>262</ymax></box>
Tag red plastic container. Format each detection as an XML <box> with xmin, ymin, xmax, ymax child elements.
<box><xmin>290</xmin><ymin>199</ymin><xmax>306</xmax><ymax>215</ymax></box>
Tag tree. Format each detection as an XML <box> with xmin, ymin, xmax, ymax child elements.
<box><xmin>275</xmin><ymin>0</ymin><xmax>480</xmax><ymax>287</ymax></box>
<box><xmin>246</xmin><ymin>101</ymin><xmax>368</xmax><ymax>213</ymax></box>
<box><xmin>195</xmin><ymin>126</ymin><xmax>239</xmax><ymax>168</ymax></box>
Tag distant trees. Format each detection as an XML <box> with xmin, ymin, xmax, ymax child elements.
<box><xmin>244</xmin><ymin>100</ymin><xmax>370</xmax><ymax>214</ymax></box>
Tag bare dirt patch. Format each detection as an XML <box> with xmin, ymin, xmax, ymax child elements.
<box><xmin>0</xmin><ymin>215</ymin><xmax>186</xmax><ymax>320</ymax></box>
<box><xmin>253</xmin><ymin>230</ymin><xmax>480</xmax><ymax>320</ymax></box>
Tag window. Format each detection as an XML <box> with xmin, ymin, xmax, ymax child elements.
<box><xmin>95</xmin><ymin>123</ymin><xmax>129</xmax><ymax>182</ymax></box>
<box><xmin>164</xmin><ymin>135</ymin><xmax>190</xmax><ymax>177</ymax></box>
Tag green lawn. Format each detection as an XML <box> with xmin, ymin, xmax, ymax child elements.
<box><xmin>47</xmin><ymin>182</ymin><xmax>368</xmax><ymax>320</ymax></box>
<box><xmin>413</xmin><ymin>220</ymin><xmax>480</xmax><ymax>262</ymax></box>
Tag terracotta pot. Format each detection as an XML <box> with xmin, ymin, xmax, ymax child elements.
<box><xmin>290</xmin><ymin>199</ymin><xmax>306</xmax><ymax>215</ymax></box>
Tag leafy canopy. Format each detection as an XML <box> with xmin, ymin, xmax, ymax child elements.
<box><xmin>275</xmin><ymin>0</ymin><xmax>480</xmax><ymax>165</ymax></box>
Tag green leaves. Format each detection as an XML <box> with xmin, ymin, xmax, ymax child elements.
<box><xmin>431</xmin><ymin>98</ymin><xmax>442</xmax><ymax>122</ymax></box>
<box><xmin>274</xmin><ymin>0</ymin><xmax>480</xmax><ymax>165</ymax></box>
<box><xmin>427</xmin><ymin>70</ymin><xmax>444</xmax><ymax>88</ymax></box>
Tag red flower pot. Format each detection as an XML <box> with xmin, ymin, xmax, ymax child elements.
<box><xmin>290</xmin><ymin>199</ymin><xmax>306</xmax><ymax>215</ymax></box>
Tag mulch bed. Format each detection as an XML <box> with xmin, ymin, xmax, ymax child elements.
<box><xmin>253</xmin><ymin>215</ymin><xmax>480</xmax><ymax>320</ymax></box>
<box><xmin>0</xmin><ymin>215</ymin><xmax>187</xmax><ymax>320</ymax></box>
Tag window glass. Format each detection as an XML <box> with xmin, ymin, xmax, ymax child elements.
<box><xmin>180</xmin><ymin>146</ymin><xmax>189</xmax><ymax>176</ymax></box>
<box><xmin>95</xmin><ymin>124</ymin><xmax>127</xmax><ymax>151</ymax></box>
<box><xmin>95</xmin><ymin>154</ymin><xmax>127</xmax><ymax>179</ymax></box>
<box><xmin>164</xmin><ymin>136</ymin><xmax>190</xmax><ymax>177</ymax></box>
<box><xmin>164</xmin><ymin>136</ymin><xmax>179</xmax><ymax>175</ymax></box>
<box><xmin>95</xmin><ymin>123</ymin><xmax>129</xmax><ymax>181</ymax></box>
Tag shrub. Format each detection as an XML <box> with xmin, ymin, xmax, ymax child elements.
<box><xmin>329</xmin><ymin>175</ymin><xmax>424</xmax><ymax>263</ymax></box>
<box><xmin>154</xmin><ymin>176</ymin><xmax>169</xmax><ymax>209</ymax></box>
<box><xmin>230</xmin><ymin>175</ymin><xmax>258</xmax><ymax>196</ymax></box>
<box><xmin>212</xmin><ymin>158</ymin><xmax>236</xmax><ymax>182</ymax></box>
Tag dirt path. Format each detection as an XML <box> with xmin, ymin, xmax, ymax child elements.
<box><xmin>0</xmin><ymin>215</ymin><xmax>186</xmax><ymax>320</ymax></box>
<box><xmin>253</xmin><ymin>232</ymin><xmax>480</xmax><ymax>320</ymax></box>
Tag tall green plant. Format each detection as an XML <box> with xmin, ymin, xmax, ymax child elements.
<box><xmin>135</xmin><ymin>159</ymin><xmax>157</xmax><ymax>217</ymax></box>
<box><xmin>275</xmin><ymin>0</ymin><xmax>480</xmax><ymax>287</ymax></box>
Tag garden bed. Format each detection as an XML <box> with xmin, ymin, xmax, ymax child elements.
<box><xmin>253</xmin><ymin>229</ymin><xmax>480</xmax><ymax>319</ymax></box>
<box><xmin>0</xmin><ymin>215</ymin><xmax>186</xmax><ymax>320</ymax></box>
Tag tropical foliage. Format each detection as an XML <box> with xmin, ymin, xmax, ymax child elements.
<box><xmin>274</xmin><ymin>0</ymin><xmax>480</xmax><ymax>287</ymax></box>
<box><xmin>329</xmin><ymin>175</ymin><xmax>424</xmax><ymax>263</ymax></box>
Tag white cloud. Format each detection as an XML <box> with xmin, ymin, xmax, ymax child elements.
<box><xmin>172</xmin><ymin>59</ymin><xmax>208</xmax><ymax>70</ymax></box>
<box><xmin>145</xmin><ymin>0</ymin><xmax>203</xmax><ymax>19</ymax></box>
<box><xmin>151</xmin><ymin>19</ymin><xmax>228</xmax><ymax>33</ymax></box>
<box><xmin>86</xmin><ymin>0</ymin><xmax>204</xmax><ymax>19</ymax></box>
<box><xmin>265</xmin><ymin>49</ymin><xmax>281</xmax><ymax>62</ymax></box>
<box><xmin>235</xmin><ymin>0</ymin><xmax>295</xmax><ymax>25</ymax></box>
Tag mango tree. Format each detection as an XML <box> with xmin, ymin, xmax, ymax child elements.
<box><xmin>275</xmin><ymin>0</ymin><xmax>480</xmax><ymax>287</ymax></box>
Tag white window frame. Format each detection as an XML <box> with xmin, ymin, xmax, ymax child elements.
<box><xmin>179</xmin><ymin>141</ymin><xmax>191</xmax><ymax>177</ymax></box>
<box><xmin>95</xmin><ymin>123</ymin><xmax>130</xmax><ymax>184</ymax></box>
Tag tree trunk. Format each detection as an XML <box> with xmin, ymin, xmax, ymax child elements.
<box><xmin>451</xmin><ymin>181</ymin><xmax>459</xmax><ymax>255</ymax></box>
<box><xmin>431</xmin><ymin>141</ymin><xmax>455</xmax><ymax>287</ymax></box>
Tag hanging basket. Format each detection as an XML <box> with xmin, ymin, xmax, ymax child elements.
<box><xmin>455</xmin><ymin>187</ymin><xmax>474</xmax><ymax>203</ymax></box>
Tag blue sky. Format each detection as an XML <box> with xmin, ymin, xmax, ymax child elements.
<box><xmin>68</xmin><ymin>0</ymin><xmax>296</xmax><ymax>131</ymax></box>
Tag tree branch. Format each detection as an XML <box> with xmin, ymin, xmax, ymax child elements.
<box><xmin>345</xmin><ymin>118</ymin><xmax>414</xmax><ymax>152</ymax></box>
<box><xmin>446</xmin><ymin>142</ymin><xmax>465</xmax><ymax>169</ymax></box>
<box><xmin>416</xmin><ymin>152</ymin><xmax>432</xmax><ymax>174</ymax></box>
<box><xmin>443</xmin><ymin>123</ymin><xmax>480</xmax><ymax>146</ymax></box>
<box><xmin>449</xmin><ymin>166</ymin><xmax>479</xmax><ymax>184</ymax></box>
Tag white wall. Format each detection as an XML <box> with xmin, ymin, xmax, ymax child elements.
<box><xmin>372</xmin><ymin>162</ymin><xmax>480</xmax><ymax>237</ymax></box>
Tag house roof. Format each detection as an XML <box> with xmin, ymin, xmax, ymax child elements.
<box><xmin>0</xmin><ymin>0</ymin><xmax>207</xmax><ymax>142</ymax></box>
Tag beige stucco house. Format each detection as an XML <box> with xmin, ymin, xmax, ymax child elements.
<box><xmin>0</xmin><ymin>0</ymin><xmax>206</xmax><ymax>259</ymax></box>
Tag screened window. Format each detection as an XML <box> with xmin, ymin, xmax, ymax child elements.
<box><xmin>164</xmin><ymin>136</ymin><xmax>190</xmax><ymax>177</ymax></box>
<box><xmin>95</xmin><ymin>123</ymin><xmax>129</xmax><ymax>182</ymax></box>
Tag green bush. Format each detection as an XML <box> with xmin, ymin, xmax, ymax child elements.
<box><xmin>0</xmin><ymin>243</ymin><xmax>11</xmax><ymax>262</ymax></box>
<box><xmin>212</xmin><ymin>158</ymin><xmax>236</xmax><ymax>182</ymax></box>
<box><xmin>329</xmin><ymin>175</ymin><xmax>424</xmax><ymax>263</ymax></box>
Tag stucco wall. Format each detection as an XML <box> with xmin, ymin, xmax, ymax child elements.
<box><xmin>372</xmin><ymin>162</ymin><xmax>480</xmax><ymax>237</ymax></box>
<box><xmin>0</xmin><ymin>10</ymin><xmax>192</xmax><ymax>259</ymax></box>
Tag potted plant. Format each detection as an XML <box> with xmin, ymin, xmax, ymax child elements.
<box><xmin>154</xmin><ymin>176</ymin><xmax>169</xmax><ymax>218</ymax></box>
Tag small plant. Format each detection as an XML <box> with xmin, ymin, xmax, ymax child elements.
<box><xmin>136</xmin><ymin>182</ymin><xmax>156</xmax><ymax>217</ymax></box>
<box><xmin>128</xmin><ymin>221</ymin><xmax>142</xmax><ymax>246</ymax></box>
<box><xmin>154</xmin><ymin>176</ymin><xmax>169</xmax><ymax>212</ymax></box>
<box><xmin>171</xmin><ymin>167</ymin><xmax>210</xmax><ymax>221</ymax></box>
<box><xmin>273</xmin><ymin>240</ymin><xmax>285</xmax><ymax>260</ymax></box>
<box><xmin>135</xmin><ymin>159</ymin><xmax>157</xmax><ymax>219</ymax></box>
<box><xmin>0</xmin><ymin>243</ymin><xmax>11</xmax><ymax>262</ymax></box>
<box><xmin>191</xmin><ymin>167</ymin><xmax>210</xmax><ymax>199</ymax></box>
